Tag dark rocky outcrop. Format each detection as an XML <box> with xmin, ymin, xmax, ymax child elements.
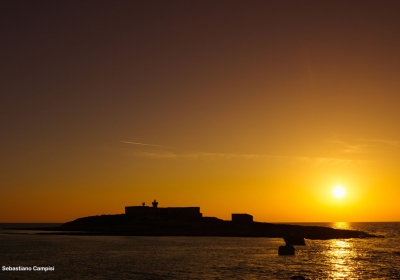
<box><xmin>278</xmin><ymin>245</ymin><xmax>295</xmax><ymax>255</ymax></box>
<box><xmin>284</xmin><ymin>234</ymin><xmax>306</xmax><ymax>245</ymax></box>
<box><xmin>29</xmin><ymin>214</ymin><xmax>380</xmax><ymax>240</ymax></box>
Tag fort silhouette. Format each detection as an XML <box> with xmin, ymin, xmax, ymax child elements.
<box><xmin>125</xmin><ymin>200</ymin><xmax>253</xmax><ymax>222</ymax></box>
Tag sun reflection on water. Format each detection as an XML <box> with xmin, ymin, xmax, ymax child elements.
<box><xmin>324</xmin><ymin>236</ymin><xmax>360</xmax><ymax>279</ymax></box>
<box><xmin>332</xmin><ymin>222</ymin><xmax>351</xmax><ymax>230</ymax></box>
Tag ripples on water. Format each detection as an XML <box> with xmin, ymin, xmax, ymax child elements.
<box><xmin>0</xmin><ymin>222</ymin><xmax>399</xmax><ymax>279</ymax></box>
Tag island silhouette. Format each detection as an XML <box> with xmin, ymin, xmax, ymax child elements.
<box><xmin>30</xmin><ymin>200</ymin><xmax>379</xmax><ymax>240</ymax></box>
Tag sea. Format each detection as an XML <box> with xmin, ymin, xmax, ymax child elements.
<box><xmin>0</xmin><ymin>222</ymin><xmax>399</xmax><ymax>279</ymax></box>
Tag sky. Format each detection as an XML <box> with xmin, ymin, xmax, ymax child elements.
<box><xmin>1</xmin><ymin>0</ymin><xmax>400</xmax><ymax>223</ymax></box>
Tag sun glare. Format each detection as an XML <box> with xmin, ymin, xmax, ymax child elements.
<box><xmin>333</xmin><ymin>186</ymin><xmax>346</xmax><ymax>199</ymax></box>
<box><xmin>332</xmin><ymin>186</ymin><xmax>346</xmax><ymax>198</ymax></box>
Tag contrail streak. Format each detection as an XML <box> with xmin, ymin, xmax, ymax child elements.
<box><xmin>119</xmin><ymin>141</ymin><xmax>172</xmax><ymax>148</ymax></box>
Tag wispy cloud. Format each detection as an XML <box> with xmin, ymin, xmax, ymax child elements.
<box><xmin>135</xmin><ymin>151</ymin><xmax>266</xmax><ymax>160</ymax></box>
<box><xmin>356</xmin><ymin>138</ymin><xmax>400</xmax><ymax>147</ymax></box>
<box><xmin>135</xmin><ymin>151</ymin><xmax>179</xmax><ymax>158</ymax></box>
<box><xmin>134</xmin><ymin>150</ymin><xmax>361</xmax><ymax>166</ymax></box>
<box><xmin>120</xmin><ymin>141</ymin><xmax>172</xmax><ymax>148</ymax></box>
<box><xmin>328</xmin><ymin>138</ymin><xmax>400</xmax><ymax>154</ymax></box>
<box><xmin>120</xmin><ymin>141</ymin><xmax>265</xmax><ymax>159</ymax></box>
<box><xmin>327</xmin><ymin>140</ymin><xmax>369</xmax><ymax>153</ymax></box>
<box><xmin>121</xmin><ymin>140</ymin><xmax>366</xmax><ymax>166</ymax></box>
<box><xmin>267</xmin><ymin>155</ymin><xmax>362</xmax><ymax>165</ymax></box>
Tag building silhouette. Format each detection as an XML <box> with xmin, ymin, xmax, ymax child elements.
<box><xmin>231</xmin><ymin>213</ymin><xmax>253</xmax><ymax>222</ymax></box>
<box><xmin>125</xmin><ymin>200</ymin><xmax>202</xmax><ymax>218</ymax></box>
<box><xmin>126</xmin><ymin>200</ymin><xmax>254</xmax><ymax>221</ymax></box>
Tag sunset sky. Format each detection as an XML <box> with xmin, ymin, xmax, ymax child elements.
<box><xmin>1</xmin><ymin>1</ymin><xmax>400</xmax><ymax>223</ymax></box>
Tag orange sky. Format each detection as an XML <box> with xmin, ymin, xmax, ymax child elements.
<box><xmin>1</xmin><ymin>1</ymin><xmax>400</xmax><ymax>223</ymax></box>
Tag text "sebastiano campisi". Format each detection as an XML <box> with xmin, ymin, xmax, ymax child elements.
<box><xmin>2</xmin><ymin>266</ymin><xmax>54</xmax><ymax>272</ymax></box>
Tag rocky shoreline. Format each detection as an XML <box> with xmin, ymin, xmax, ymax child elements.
<box><xmin>15</xmin><ymin>214</ymin><xmax>381</xmax><ymax>239</ymax></box>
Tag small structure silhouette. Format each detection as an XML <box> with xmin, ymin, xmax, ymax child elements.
<box><xmin>125</xmin><ymin>200</ymin><xmax>202</xmax><ymax>218</ymax></box>
<box><xmin>232</xmin><ymin>213</ymin><xmax>253</xmax><ymax>222</ymax></box>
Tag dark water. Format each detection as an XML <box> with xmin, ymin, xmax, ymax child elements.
<box><xmin>1</xmin><ymin>222</ymin><xmax>399</xmax><ymax>279</ymax></box>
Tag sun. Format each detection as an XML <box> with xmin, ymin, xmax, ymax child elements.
<box><xmin>333</xmin><ymin>186</ymin><xmax>346</xmax><ymax>199</ymax></box>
